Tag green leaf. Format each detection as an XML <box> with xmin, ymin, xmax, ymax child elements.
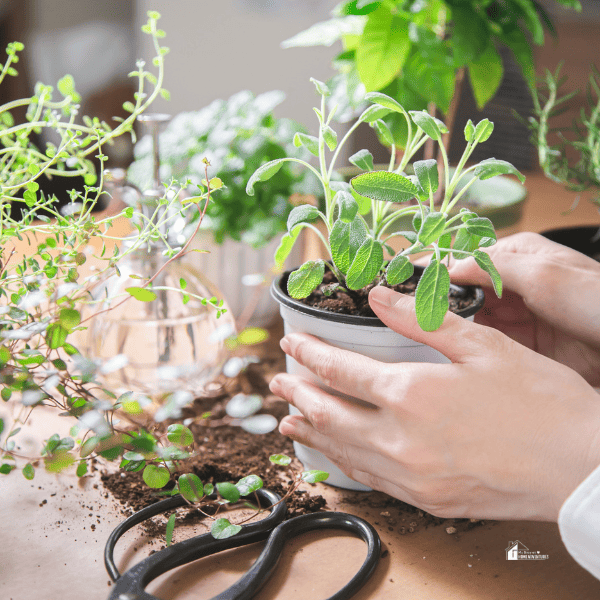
<box><xmin>287</xmin><ymin>260</ymin><xmax>325</xmax><ymax>299</ymax></box>
<box><xmin>178</xmin><ymin>473</ymin><xmax>204</xmax><ymax>502</ymax></box>
<box><xmin>59</xmin><ymin>308</ymin><xmax>81</xmax><ymax>331</ymax></box>
<box><xmin>246</xmin><ymin>159</ymin><xmax>287</xmax><ymax>196</ymax></box>
<box><xmin>413</xmin><ymin>160</ymin><xmax>438</xmax><ymax>196</ymax></box>
<box><xmin>473</xmin><ymin>158</ymin><xmax>525</xmax><ymax>183</ymax></box>
<box><xmin>346</xmin><ymin>238</ymin><xmax>384</xmax><ymax>290</ymax></box>
<box><xmin>46</xmin><ymin>324</ymin><xmax>68</xmax><ymax>349</ymax></box>
<box><xmin>22</xmin><ymin>463</ymin><xmax>35</xmax><ymax>480</ymax></box>
<box><xmin>473</xmin><ymin>250</ymin><xmax>502</xmax><ymax>297</ymax></box>
<box><xmin>464</xmin><ymin>119</ymin><xmax>475</xmax><ymax>142</ymax></box>
<box><xmin>211</xmin><ymin>518</ymin><xmax>242</xmax><ymax>540</ymax></box>
<box><xmin>330</xmin><ymin>217</ymin><xmax>368</xmax><ymax>274</ymax></box>
<box><xmin>310</xmin><ymin>77</ymin><xmax>330</xmax><ymax>97</ymax></box>
<box><xmin>166</xmin><ymin>424</ymin><xmax>194</xmax><ymax>446</ymax></box>
<box><xmin>287</xmin><ymin>205</ymin><xmax>320</xmax><ymax>233</ymax></box>
<box><xmin>45</xmin><ymin>452</ymin><xmax>76</xmax><ymax>473</ymax></box>
<box><xmin>142</xmin><ymin>464</ymin><xmax>170</xmax><ymax>489</ymax></box>
<box><xmin>281</xmin><ymin>16</ymin><xmax>366</xmax><ymax>48</ymax></box>
<box><xmin>323</xmin><ymin>125</ymin><xmax>338</xmax><ymax>150</ymax></box>
<box><xmin>80</xmin><ymin>436</ymin><xmax>100</xmax><ymax>458</ymax></box>
<box><xmin>438</xmin><ymin>232</ymin><xmax>452</xmax><ymax>261</ymax></box>
<box><xmin>0</xmin><ymin>463</ymin><xmax>15</xmax><ymax>474</ymax></box>
<box><xmin>451</xmin><ymin>6</ymin><xmax>489</xmax><ymax>67</ymax></box>
<box><xmin>351</xmin><ymin>171</ymin><xmax>418</xmax><ymax>203</ymax></box>
<box><xmin>165</xmin><ymin>513</ymin><xmax>176</xmax><ymax>547</ymax></box>
<box><xmin>349</xmin><ymin>149</ymin><xmax>374</xmax><ymax>172</ymax></box>
<box><xmin>269</xmin><ymin>454</ymin><xmax>292</xmax><ymax>466</ymax></box>
<box><xmin>76</xmin><ymin>461</ymin><xmax>88</xmax><ymax>477</ymax></box>
<box><xmin>216</xmin><ymin>481</ymin><xmax>241</xmax><ymax>503</ymax></box>
<box><xmin>418</xmin><ymin>212</ymin><xmax>446</xmax><ymax>246</ymax></box>
<box><xmin>468</xmin><ymin>43</ymin><xmax>504</xmax><ymax>110</ymax></box>
<box><xmin>385</xmin><ymin>255</ymin><xmax>414</xmax><ymax>285</ymax></box>
<box><xmin>302</xmin><ymin>470</ymin><xmax>329</xmax><ymax>483</ymax></box>
<box><xmin>124</xmin><ymin>206</ymin><xmax>134</xmax><ymax>218</ymax></box>
<box><xmin>126</xmin><ymin>287</ymin><xmax>157</xmax><ymax>302</ymax></box>
<box><xmin>465</xmin><ymin>217</ymin><xmax>497</xmax><ymax>241</ymax></box>
<box><xmin>293</xmin><ymin>132</ymin><xmax>319</xmax><ymax>157</ymax></box>
<box><xmin>372</xmin><ymin>119</ymin><xmax>394</xmax><ymax>145</ymax></box>
<box><xmin>408</xmin><ymin>110</ymin><xmax>448</xmax><ymax>142</ymax></box>
<box><xmin>0</xmin><ymin>346</ymin><xmax>10</xmax><ymax>366</ymax></box>
<box><xmin>473</xmin><ymin>119</ymin><xmax>494</xmax><ymax>143</ymax></box>
<box><xmin>358</xmin><ymin>104</ymin><xmax>392</xmax><ymax>123</ymax></box>
<box><xmin>236</xmin><ymin>474</ymin><xmax>263</xmax><ymax>496</ymax></box>
<box><xmin>57</xmin><ymin>74</ymin><xmax>81</xmax><ymax>102</ymax></box>
<box><xmin>415</xmin><ymin>260</ymin><xmax>450</xmax><ymax>332</ymax></box>
<box><xmin>500</xmin><ymin>25</ymin><xmax>535</xmax><ymax>89</ymax></box>
<box><xmin>364</xmin><ymin>91</ymin><xmax>408</xmax><ymax>116</ymax></box>
<box><xmin>335</xmin><ymin>191</ymin><xmax>359</xmax><ymax>223</ymax></box>
<box><xmin>274</xmin><ymin>230</ymin><xmax>300</xmax><ymax>269</ymax></box>
<box><xmin>356</xmin><ymin>10</ymin><xmax>410</xmax><ymax>91</ymax></box>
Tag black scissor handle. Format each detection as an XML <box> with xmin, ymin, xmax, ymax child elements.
<box><xmin>105</xmin><ymin>489</ymin><xmax>380</xmax><ymax>600</ymax></box>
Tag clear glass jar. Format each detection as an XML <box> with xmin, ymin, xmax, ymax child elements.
<box><xmin>86</xmin><ymin>243</ymin><xmax>236</xmax><ymax>398</ymax></box>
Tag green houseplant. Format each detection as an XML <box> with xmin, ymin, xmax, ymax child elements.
<box><xmin>127</xmin><ymin>91</ymin><xmax>316</xmax><ymax>324</ymax></box>
<box><xmin>526</xmin><ymin>65</ymin><xmax>600</xmax><ymax>259</ymax></box>
<box><xmin>248</xmin><ymin>79</ymin><xmax>524</xmax><ymax>488</ymax></box>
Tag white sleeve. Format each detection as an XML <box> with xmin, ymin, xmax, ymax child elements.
<box><xmin>559</xmin><ymin>462</ymin><xmax>600</xmax><ymax>579</ymax></box>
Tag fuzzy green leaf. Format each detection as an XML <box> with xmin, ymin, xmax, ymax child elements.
<box><xmin>310</xmin><ymin>77</ymin><xmax>330</xmax><ymax>97</ymax></box>
<box><xmin>474</xmin><ymin>250</ymin><xmax>503</xmax><ymax>297</ymax></box>
<box><xmin>372</xmin><ymin>119</ymin><xmax>394</xmax><ymax>145</ymax></box>
<box><xmin>330</xmin><ymin>217</ymin><xmax>368</xmax><ymax>274</ymax></box>
<box><xmin>465</xmin><ymin>217</ymin><xmax>497</xmax><ymax>241</ymax></box>
<box><xmin>385</xmin><ymin>255</ymin><xmax>414</xmax><ymax>285</ymax></box>
<box><xmin>323</xmin><ymin>125</ymin><xmax>338</xmax><ymax>151</ymax></box>
<box><xmin>364</xmin><ymin>91</ymin><xmax>408</xmax><ymax>115</ymax></box>
<box><xmin>349</xmin><ymin>149</ymin><xmax>374</xmax><ymax>172</ymax></box>
<box><xmin>246</xmin><ymin>159</ymin><xmax>287</xmax><ymax>196</ymax></box>
<box><xmin>293</xmin><ymin>132</ymin><xmax>319</xmax><ymax>157</ymax></box>
<box><xmin>358</xmin><ymin>104</ymin><xmax>392</xmax><ymax>123</ymax></box>
<box><xmin>351</xmin><ymin>171</ymin><xmax>418</xmax><ymax>203</ymax></box>
<box><xmin>287</xmin><ymin>204</ymin><xmax>320</xmax><ymax>232</ymax></box>
<box><xmin>464</xmin><ymin>119</ymin><xmax>475</xmax><ymax>142</ymax></box>
<box><xmin>408</xmin><ymin>110</ymin><xmax>448</xmax><ymax>141</ymax></box>
<box><xmin>417</xmin><ymin>212</ymin><xmax>446</xmax><ymax>246</ymax></box>
<box><xmin>165</xmin><ymin>513</ymin><xmax>176</xmax><ymax>547</ymax></box>
<box><xmin>287</xmin><ymin>260</ymin><xmax>325</xmax><ymax>299</ymax></box>
<box><xmin>473</xmin><ymin>119</ymin><xmax>494</xmax><ymax>143</ymax></box>
<box><xmin>302</xmin><ymin>470</ymin><xmax>329</xmax><ymax>483</ymax></box>
<box><xmin>274</xmin><ymin>230</ymin><xmax>300</xmax><ymax>269</ymax></box>
<box><xmin>413</xmin><ymin>160</ymin><xmax>439</xmax><ymax>196</ymax></box>
<box><xmin>415</xmin><ymin>260</ymin><xmax>450</xmax><ymax>331</ymax></box>
<box><xmin>335</xmin><ymin>191</ymin><xmax>359</xmax><ymax>223</ymax></box>
<box><xmin>346</xmin><ymin>238</ymin><xmax>384</xmax><ymax>290</ymax></box>
<box><xmin>473</xmin><ymin>158</ymin><xmax>526</xmax><ymax>183</ymax></box>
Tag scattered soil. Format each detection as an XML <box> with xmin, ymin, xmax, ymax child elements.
<box><xmin>293</xmin><ymin>268</ymin><xmax>478</xmax><ymax>318</ymax></box>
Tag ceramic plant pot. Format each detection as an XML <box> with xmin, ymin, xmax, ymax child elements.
<box><xmin>271</xmin><ymin>268</ymin><xmax>485</xmax><ymax>491</ymax></box>
<box><xmin>541</xmin><ymin>225</ymin><xmax>600</xmax><ymax>261</ymax></box>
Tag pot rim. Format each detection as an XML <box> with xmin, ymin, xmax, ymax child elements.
<box><xmin>271</xmin><ymin>265</ymin><xmax>485</xmax><ymax>327</ymax></box>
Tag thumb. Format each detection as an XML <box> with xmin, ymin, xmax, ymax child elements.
<box><xmin>368</xmin><ymin>285</ymin><xmax>489</xmax><ymax>363</ymax></box>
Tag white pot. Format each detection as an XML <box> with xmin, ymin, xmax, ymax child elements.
<box><xmin>271</xmin><ymin>268</ymin><xmax>484</xmax><ymax>491</ymax></box>
<box><xmin>189</xmin><ymin>231</ymin><xmax>304</xmax><ymax>327</ymax></box>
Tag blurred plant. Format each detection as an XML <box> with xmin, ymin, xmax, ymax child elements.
<box><xmin>283</xmin><ymin>0</ymin><xmax>581</xmax><ymax>147</ymax></box>
<box><xmin>0</xmin><ymin>12</ymin><xmax>229</xmax><ymax>482</ymax></box>
<box><xmin>525</xmin><ymin>64</ymin><xmax>600</xmax><ymax>208</ymax></box>
<box><xmin>128</xmin><ymin>91</ymin><xmax>316</xmax><ymax>248</ymax></box>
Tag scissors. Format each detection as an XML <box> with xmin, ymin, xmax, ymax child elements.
<box><xmin>105</xmin><ymin>487</ymin><xmax>381</xmax><ymax>600</ymax></box>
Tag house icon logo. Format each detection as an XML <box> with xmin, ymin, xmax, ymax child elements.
<box><xmin>506</xmin><ymin>540</ymin><xmax>549</xmax><ymax>561</ymax></box>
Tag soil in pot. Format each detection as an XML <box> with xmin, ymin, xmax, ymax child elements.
<box><xmin>291</xmin><ymin>268</ymin><xmax>479</xmax><ymax>318</ymax></box>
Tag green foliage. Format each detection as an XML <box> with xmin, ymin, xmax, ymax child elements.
<box><xmin>129</xmin><ymin>91</ymin><xmax>316</xmax><ymax>248</ymax></box>
<box><xmin>249</xmin><ymin>84</ymin><xmax>524</xmax><ymax>330</ymax></box>
<box><xmin>525</xmin><ymin>65</ymin><xmax>600</xmax><ymax>206</ymax></box>
<box><xmin>282</xmin><ymin>0</ymin><xmax>580</xmax><ymax>141</ymax></box>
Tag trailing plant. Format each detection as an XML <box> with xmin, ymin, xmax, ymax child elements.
<box><xmin>525</xmin><ymin>64</ymin><xmax>600</xmax><ymax>208</ymax></box>
<box><xmin>128</xmin><ymin>90</ymin><xmax>315</xmax><ymax>248</ymax></box>
<box><xmin>247</xmin><ymin>79</ymin><xmax>525</xmax><ymax>331</ymax></box>
<box><xmin>282</xmin><ymin>0</ymin><xmax>581</xmax><ymax>145</ymax></box>
<box><xmin>0</xmin><ymin>13</ymin><xmax>230</xmax><ymax>483</ymax></box>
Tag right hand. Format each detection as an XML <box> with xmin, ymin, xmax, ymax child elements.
<box><xmin>448</xmin><ymin>232</ymin><xmax>600</xmax><ymax>387</ymax></box>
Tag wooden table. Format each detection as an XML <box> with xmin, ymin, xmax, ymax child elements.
<box><xmin>2</xmin><ymin>171</ymin><xmax>600</xmax><ymax>600</ymax></box>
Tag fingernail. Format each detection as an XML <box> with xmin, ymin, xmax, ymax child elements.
<box><xmin>369</xmin><ymin>285</ymin><xmax>402</xmax><ymax>307</ymax></box>
<box><xmin>269</xmin><ymin>374</ymin><xmax>282</xmax><ymax>395</ymax></box>
<box><xmin>280</xmin><ymin>336</ymin><xmax>291</xmax><ymax>354</ymax></box>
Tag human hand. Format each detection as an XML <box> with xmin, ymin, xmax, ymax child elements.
<box><xmin>448</xmin><ymin>232</ymin><xmax>600</xmax><ymax>386</ymax></box>
<box><xmin>269</xmin><ymin>287</ymin><xmax>600</xmax><ymax>522</ymax></box>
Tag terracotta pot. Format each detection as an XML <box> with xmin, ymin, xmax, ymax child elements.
<box><xmin>271</xmin><ymin>267</ymin><xmax>485</xmax><ymax>491</ymax></box>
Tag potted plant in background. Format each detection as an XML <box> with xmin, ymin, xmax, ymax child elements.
<box><xmin>248</xmin><ymin>80</ymin><xmax>524</xmax><ymax>489</ymax></box>
<box><xmin>524</xmin><ymin>65</ymin><xmax>600</xmax><ymax>260</ymax></box>
<box><xmin>127</xmin><ymin>91</ymin><xmax>318</xmax><ymax>326</ymax></box>
<box><xmin>281</xmin><ymin>0</ymin><xmax>581</xmax><ymax>233</ymax></box>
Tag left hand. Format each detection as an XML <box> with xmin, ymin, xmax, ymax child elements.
<box><xmin>269</xmin><ymin>285</ymin><xmax>600</xmax><ymax>522</ymax></box>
